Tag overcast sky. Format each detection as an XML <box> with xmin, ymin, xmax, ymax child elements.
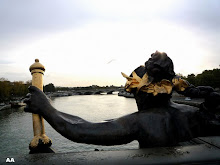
<box><xmin>0</xmin><ymin>0</ymin><xmax>220</xmax><ymax>87</ymax></box>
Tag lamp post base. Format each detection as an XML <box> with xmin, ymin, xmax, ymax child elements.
<box><xmin>29</xmin><ymin>138</ymin><xmax>55</xmax><ymax>154</ymax></box>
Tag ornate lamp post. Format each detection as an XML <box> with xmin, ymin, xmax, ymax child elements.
<box><xmin>29</xmin><ymin>59</ymin><xmax>53</xmax><ymax>153</ymax></box>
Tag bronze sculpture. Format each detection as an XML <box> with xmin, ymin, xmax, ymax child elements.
<box><xmin>24</xmin><ymin>51</ymin><xmax>220</xmax><ymax>148</ymax></box>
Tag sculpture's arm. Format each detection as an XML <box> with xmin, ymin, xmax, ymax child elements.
<box><xmin>24</xmin><ymin>86</ymin><xmax>138</xmax><ymax>145</ymax></box>
<box><xmin>180</xmin><ymin>85</ymin><xmax>214</xmax><ymax>98</ymax></box>
<box><xmin>173</xmin><ymin>78</ymin><xmax>220</xmax><ymax>112</ymax></box>
<box><xmin>172</xmin><ymin>77</ymin><xmax>214</xmax><ymax>98</ymax></box>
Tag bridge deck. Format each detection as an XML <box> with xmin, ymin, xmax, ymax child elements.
<box><xmin>2</xmin><ymin>136</ymin><xmax>220</xmax><ymax>165</ymax></box>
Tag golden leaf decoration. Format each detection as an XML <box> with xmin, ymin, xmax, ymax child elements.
<box><xmin>122</xmin><ymin>71</ymin><xmax>152</xmax><ymax>93</ymax></box>
<box><xmin>172</xmin><ymin>78</ymin><xmax>189</xmax><ymax>92</ymax></box>
<box><xmin>122</xmin><ymin>71</ymin><xmax>186</xmax><ymax>96</ymax></box>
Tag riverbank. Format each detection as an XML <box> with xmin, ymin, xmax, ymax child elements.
<box><xmin>118</xmin><ymin>91</ymin><xmax>205</xmax><ymax>107</ymax></box>
<box><xmin>0</xmin><ymin>104</ymin><xmax>11</xmax><ymax>111</ymax></box>
<box><xmin>0</xmin><ymin>101</ymin><xmax>26</xmax><ymax>111</ymax></box>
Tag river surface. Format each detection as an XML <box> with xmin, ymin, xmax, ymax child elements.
<box><xmin>0</xmin><ymin>94</ymin><xmax>139</xmax><ymax>157</ymax></box>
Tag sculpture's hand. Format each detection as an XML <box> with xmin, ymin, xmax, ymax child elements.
<box><xmin>24</xmin><ymin>86</ymin><xmax>52</xmax><ymax>115</ymax></box>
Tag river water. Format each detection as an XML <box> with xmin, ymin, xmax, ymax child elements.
<box><xmin>0</xmin><ymin>94</ymin><xmax>139</xmax><ymax>157</ymax></box>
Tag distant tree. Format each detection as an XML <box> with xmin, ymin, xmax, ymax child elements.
<box><xmin>186</xmin><ymin>74</ymin><xmax>196</xmax><ymax>86</ymax></box>
<box><xmin>0</xmin><ymin>77</ymin><xmax>8</xmax><ymax>81</ymax></box>
<box><xmin>0</xmin><ymin>80</ymin><xmax>11</xmax><ymax>101</ymax></box>
<box><xmin>44</xmin><ymin>83</ymin><xmax>56</xmax><ymax>92</ymax></box>
<box><xmin>56</xmin><ymin>86</ymin><xmax>73</xmax><ymax>91</ymax></box>
<box><xmin>0</xmin><ymin>78</ymin><xmax>31</xmax><ymax>101</ymax></box>
<box><xmin>25</xmin><ymin>80</ymin><xmax>32</xmax><ymax>85</ymax></box>
<box><xmin>185</xmin><ymin>69</ymin><xmax>220</xmax><ymax>88</ymax></box>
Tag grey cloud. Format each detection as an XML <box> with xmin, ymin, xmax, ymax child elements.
<box><xmin>0</xmin><ymin>0</ymin><xmax>94</xmax><ymax>53</ymax></box>
<box><xmin>1</xmin><ymin>0</ymin><xmax>219</xmax><ymax>38</ymax></box>
<box><xmin>165</xmin><ymin>1</ymin><xmax>220</xmax><ymax>33</ymax></box>
<box><xmin>0</xmin><ymin>60</ymin><xmax>14</xmax><ymax>65</ymax></box>
<box><xmin>0</xmin><ymin>0</ymin><xmax>92</xmax><ymax>36</ymax></box>
<box><xmin>1</xmin><ymin>0</ymin><xmax>220</xmax><ymax>54</ymax></box>
<box><xmin>0</xmin><ymin>71</ymin><xmax>30</xmax><ymax>82</ymax></box>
